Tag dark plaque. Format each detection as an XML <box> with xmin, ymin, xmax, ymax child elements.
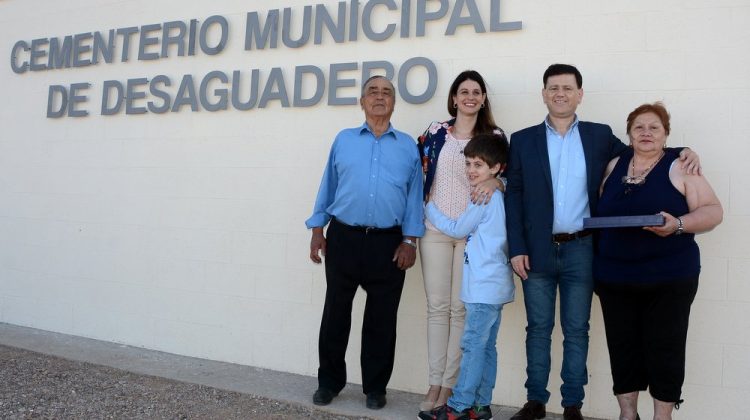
<box><xmin>583</xmin><ymin>215</ymin><xmax>665</xmax><ymax>229</ymax></box>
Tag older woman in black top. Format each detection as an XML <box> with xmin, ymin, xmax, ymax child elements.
<box><xmin>593</xmin><ymin>102</ymin><xmax>723</xmax><ymax>420</ymax></box>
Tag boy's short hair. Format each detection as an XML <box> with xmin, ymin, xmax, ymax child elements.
<box><xmin>463</xmin><ymin>133</ymin><xmax>509</xmax><ymax>168</ymax></box>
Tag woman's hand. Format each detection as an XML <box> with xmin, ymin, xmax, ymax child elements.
<box><xmin>470</xmin><ymin>178</ymin><xmax>504</xmax><ymax>204</ymax></box>
<box><xmin>643</xmin><ymin>211</ymin><xmax>679</xmax><ymax>237</ymax></box>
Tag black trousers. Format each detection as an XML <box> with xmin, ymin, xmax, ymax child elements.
<box><xmin>595</xmin><ymin>277</ymin><xmax>699</xmax><ymax>403</ymax></box>
<box><xmin>317</xmin><ymin>219</ymin><xmax>405</xmax><ymax>395</ymax></box>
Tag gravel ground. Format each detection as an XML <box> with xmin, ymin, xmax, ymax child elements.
<box><xmin>0</xmin><ymin>344</ymin><xmax>370</xmax><ymax>420</ymax></box>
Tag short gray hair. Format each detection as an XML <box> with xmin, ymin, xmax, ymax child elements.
<box><xmin>361</xmin><ymin>75</ymin><xmax>395</xmax><ymax>98</ymax></box>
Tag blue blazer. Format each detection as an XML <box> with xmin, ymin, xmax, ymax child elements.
<box><xmin>504</xmin><ymin>121</ymin><xmax>627</xmax><ymax>272</ymax></box>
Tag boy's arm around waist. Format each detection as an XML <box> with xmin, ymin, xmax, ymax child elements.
<box><xmin>425</xmin><ymin>201</ymin><xmax>485</xmax><ymax>239</ymax></box>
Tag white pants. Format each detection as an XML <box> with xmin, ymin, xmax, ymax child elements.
<box><xmin>419</xmin><ymin>229</ymin><xmax>466</xmax><ymax>388</ymax></box>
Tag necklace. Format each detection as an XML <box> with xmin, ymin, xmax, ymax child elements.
<box><xmin>622</xmin><ymin>151</ymin><xmax>665</xmax><ymax>185</ymax></box>
<box><xmin>450</xmin><ymin>127</ymin><xmax>473</xmax><ymax>140</ymax></box>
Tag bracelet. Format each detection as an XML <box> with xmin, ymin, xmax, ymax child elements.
<box><xmin>402</xmin><ymin>238</ymin><xmax>417</xmax><ymax>248</ymax></box>
<box><xmin>674</xmin><ymin>217</ymin><xmax>684</xmax><ymax>235</ymax></box>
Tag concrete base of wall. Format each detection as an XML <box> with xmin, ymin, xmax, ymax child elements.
<box><xmin>0</xmin><ymin>323</ymin><xmax>592</xmax><ymax>419</ymax></box>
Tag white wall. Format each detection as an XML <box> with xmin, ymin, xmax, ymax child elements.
<box><xmin>1</xmin><ymin>1</ymin><xmax>748</xmax><ymax>418</ymax></box>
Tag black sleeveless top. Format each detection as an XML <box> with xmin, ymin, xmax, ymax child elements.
<box><xmin>593</xmin><ymin>148</ymin><xmax>700</xmax><ymax>284</ymax></box>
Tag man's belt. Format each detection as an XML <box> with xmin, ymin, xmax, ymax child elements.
<box><xmin>332</xmin><ymin>218</ymin><xmax>401</xmax><ymax>234</ymax></box>
<box><xmin>552</xmin><ymin>230</ymin><xmax>592</xmax><ymax>243</ymax></box>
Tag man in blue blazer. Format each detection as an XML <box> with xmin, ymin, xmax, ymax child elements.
<box><xmin>505</xmin><ymin>64</ymin><xmax>698</xmax><ymax>420</ymax></box>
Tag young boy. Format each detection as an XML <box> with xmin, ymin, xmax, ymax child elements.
<box><xmin>419</xmin><ymin>133</ymin><xmax>515</xmax><ymax>420</ymax></box>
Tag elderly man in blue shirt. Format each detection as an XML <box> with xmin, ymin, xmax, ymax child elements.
<box><xmin>306</xmin><ymin>75</ymin><xmax>424</xmax><ymax>410</ymax></box>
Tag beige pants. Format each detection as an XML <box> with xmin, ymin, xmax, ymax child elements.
<box><xmin>419</xmin><ymin>229</ymin><xmax>466</xmax><ymax>388</ymax></box>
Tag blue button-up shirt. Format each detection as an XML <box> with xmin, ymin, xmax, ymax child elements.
<box><xmin>305</xmin><ymin>122</ymin><xmax>425</xmax><ymax>238</ymax></box>
<box><xmin>545</xmin><ymin>116</ymin><xmax>589</xmax><ymax>234</ymax></box>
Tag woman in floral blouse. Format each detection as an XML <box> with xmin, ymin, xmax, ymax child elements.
<box><xmin>417</xmin><ymin>70</ymin><xmax>507</xmax><ymax>412</ymax></box>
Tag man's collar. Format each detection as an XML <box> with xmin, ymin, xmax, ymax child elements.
<box><xmin>359</xmin><ymin>121</ymin><xmax>396</xmax><ymax>138</ymax></box>
<box><xmin>544</xmin><ymin>114</ymin><xmax>580</xmax><ymax>134</ymax></box>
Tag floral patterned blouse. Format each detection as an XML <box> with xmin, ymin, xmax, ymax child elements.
<box><xmin>417</xmin><ymin>118</ymin><xmax>505</xmax><ymax>202</ymax></box>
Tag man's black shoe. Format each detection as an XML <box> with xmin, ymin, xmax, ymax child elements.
<box><xmin>562</xmin><ymin>406</ymin><xmax>583</xmax><ymax>420</ymax></box>
<box><xmin>510</xmin><ymin>400</ymin><xmax>546</xmax><ymax>419</ymax></box>
<box><xmin>312</xmin><ymin>388</ymin><xmax>338</xmax><ymax>406</ymax></box>
<box><xmin>365</xmin><ymin>392</ymin><xmax>387</xmax><ymax>409</ymax></box>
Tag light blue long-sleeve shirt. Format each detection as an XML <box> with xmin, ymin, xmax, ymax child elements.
<box><xmin>425</xmin><ymin>193</ymin><xmax>514</xmax><ymax>305</ymax></box>
<box><xmin>306</xmin><ymin>122</ymin><xmax>425</xmax><ymax>238</ymax></box>
<box><xmin>545</xmin><ymin>116</ymin><xmax>589</xmax><ymax>234</ymax></box>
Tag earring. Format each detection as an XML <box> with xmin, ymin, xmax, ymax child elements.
<box><xmin>453</xmin><ymin>103</ymin><xmax>458</xmax><ymax>109</ymax></box>
<box><xmin>480</xmin><ymin>103</ymin><xmax>485</xmax><ymax>108</ymax></box>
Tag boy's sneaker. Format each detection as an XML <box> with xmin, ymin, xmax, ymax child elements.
<box><xmin>417</xmin><ymin>404</ymin><xmax>471</xmax><ymax>420</ymax></box>
<box><xmin>468</xmin><ymin>405</ymin><xmax>493</xmax><ymax>420</ymax></box>
<box><xmin>417</xmin><ymin>409</ymin><xmax>435</xmax><ymax>420</ymax></box>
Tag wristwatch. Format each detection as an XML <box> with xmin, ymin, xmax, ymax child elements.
<box><xmin>402</xmin><ymin>238</ymin><xmax>417</xmax><ymax>248</ymax></box>
<box><xmin>674</xmin><ymin>217</ymin><xmax>684</xmax><ymax>235</ymax></box>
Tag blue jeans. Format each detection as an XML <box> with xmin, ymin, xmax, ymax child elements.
<box><xmin>448</xmin><ymin>303</ymin><xmax>503</xmax><ymax>412</ymax></box>
<box><xmin>522</xmin><ymin>235</ymin><xmax>593</xmax><ymax>408</ymax></box>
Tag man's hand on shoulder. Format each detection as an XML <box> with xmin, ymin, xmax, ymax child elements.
<box><xmin>310</xmin><ymin>227</ymin><xmax>326</xmax><ymax>264</ymax></box>
<box><xmin>678</xmin><ymin>147</ymin><xmax>702</xmax><ymax>175</ymax></box>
